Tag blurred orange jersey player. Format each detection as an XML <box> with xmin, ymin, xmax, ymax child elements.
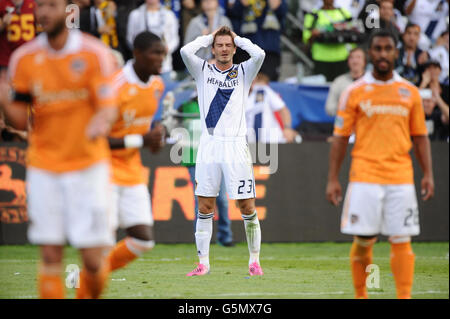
<box><xmin>96</xmin><ymin>31</ymin><xmax>166</xmax><ymax>283</ymax></box>
<box><xmin>0</xmin><ymin>0</ymin><xmax>118</xmax><ymax>299</ymax></box>
<box><xmin>326</xmin><ymin>29</ymin><xmax>434</xmax><ymax>300</ymax></box>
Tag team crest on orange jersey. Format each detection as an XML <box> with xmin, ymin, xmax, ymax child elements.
<box><xmin>71</xmin><ymin>58</ymin><xmax>86</xmax><ymax>74</ymax></box>
<box><xmin>398</xmin><ymin>87</ymin><xmax>411</xmax><ymax>97</ymax></box>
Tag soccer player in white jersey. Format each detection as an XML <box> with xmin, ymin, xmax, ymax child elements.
<box><xmin>180</xmin><ymin>26</ymin><xmax>265</xmax><ymax>276</ymax></box>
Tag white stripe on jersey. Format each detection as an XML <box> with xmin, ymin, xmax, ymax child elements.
<box><xmin>180</xmin><ymin>34</ymin><xmax>265</xmax><ymax>137</ymax></box>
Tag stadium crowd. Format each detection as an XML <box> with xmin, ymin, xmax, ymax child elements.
<box><xmin>0</xmin><ymin>0</ymin><xmax>449</xmax><ymax>142</ymax></box>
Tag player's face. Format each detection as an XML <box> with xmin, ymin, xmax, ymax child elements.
<box><xmin>36</xmin><ymin>0</ymin><xmax>67</xmax><ymax>37</ymax></box>
<box><xmin>369</xmin><ymin>36</ymin><xmax>398</xmax><ymax>75</ymax></box>
<box><xmin>212</xmin><ymin>35</ymin><xmax>236</xmax><ymax>65</ymax></box>
<box><xmin>136</xmin><ymin>41</ymin><xmax>167</xmax><ymax>76</ymax></box>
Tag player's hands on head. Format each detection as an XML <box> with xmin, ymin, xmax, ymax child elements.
<box><xmin>421</xmin><ymin>175</ymin><xmax>435</xmax><ymax>201</ymax></box>
<box><xmin>145</xmin><ymin>124</ymin><xmax>165</xmax><ymax>154</ymax></box>
<box><xmin>326</xmin><ymin>179</ymin><xmax>343</xmax><ymax>206</ymax></box>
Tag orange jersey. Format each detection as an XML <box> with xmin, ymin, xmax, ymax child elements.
<box><xmin>8</xmin><ymin>29</ymin><xmax>117</xmax><ymax>173</ymax></box>
<box><xmin>110</xmin><ymin>61</ymin><xmax>164</xmax><ymax>186</ymax></box>
<box><xmin>334</xmin><ymin>72</ymin><xmax>427</xmax><ymax>184</ymax></box>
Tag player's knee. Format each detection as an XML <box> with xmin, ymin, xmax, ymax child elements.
<box><xmin>238</xmin><ymin>201</ymin><xmax>255</xmax><ymax>215</ymax></box>
<box><xmin>127</xmin><ymin>225</ymin><xmax>154</xmax><ymax>242</ymax></box>
<box><xmin>389</xmin><ymin>235</ymin><xmax>411</xmax><ymax>244</ymax></box>
<box><xmin>41</xmin><ymin>246</ymin><xmax>63</xmax><ymax>264</ymax></box>
<box><xmin>127</xmin><ymin>237</ymin><xmax>155</xmax><ymax>255</ymax></box>
<box><xmin>82</xmin><ymin>257</ymin><xmax>103</xmax><ymax>273</ymax></box>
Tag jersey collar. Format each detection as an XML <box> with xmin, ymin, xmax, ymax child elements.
<box><xmin>123</xmin><ymin>60</ymin><xmax>154</xmax><ymax>88</ymax></box>
<box><xmin>364</xmin><ymin>70</ymin><xmax>403</xmax><ymax>84</ymax></box>
<box><xmin>213</xmin><ymin>64</ymin><xmax>235</xmax><ymax>74</ymax></box>
<box><xmin>38</xmin><ymin>29</ymin><xmax>81</xmax><ymax>56</ymax></box>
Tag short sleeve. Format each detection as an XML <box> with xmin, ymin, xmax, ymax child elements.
<box><xmin>90</xmin><ymin>47</ymin><xmax>117</xmax><ymax>109</ymax></box>
<box><xmin>267</xmin><ymin>88</ymin><xmax>285</xmax><ymax>112</ymax></box>
<box><xmin>409</xmin><ymin>86</ymin><xmax>428</xmax><ymax>136</ymax></box>
<box><xmin>8</xmin><ymin>53</ymin><xmax>31</xmax><ymax>96</ymax></box>
<box><xmin>333</xmin><ymin>86</ymin><xmax>357</xmax><ymax>136</ymax></box>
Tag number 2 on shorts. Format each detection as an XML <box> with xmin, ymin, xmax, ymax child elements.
<box><xmin>238</xmin><ymin>179</ymin><xmax>253</xmax><ymax>194</ymax></box>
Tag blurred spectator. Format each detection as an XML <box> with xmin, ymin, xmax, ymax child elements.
<box><xmin>80</xmin><ymin>1</ymin><xmax>120</xmax><ymax>50</ymax></box>
<box><xmin>184</xmin><ymin>0</ymin><xmax>233</xmax><ymax>60</ymax></box>
<box><xmin>246</xmin><ymin>72</ymin><xmax>298</xmax><ymax>143</ymax></box>
<box><xmin>405</xmin><ymin>0</ymin><xmax>449</xmax><ymax>45</ymax></box>
<box><xmin>372</xmin><ymin>0</ymin><xmax>403</xmax><ymax>41</ymax></box>
<box><xmin>72</xmin><ymin>0</ymin><xmax>90</xmax><ymax>10</ymax></box>
<box><xmin>315</xmin><ymin>0</ymin><xmax>366</xmax><ymax>19</ymax></box>
<box><xmin>420</xmin><ymin>88</ymin><xmax>449</xmax><ymax>141</ymax></box>
<box><xmin>303</xmin><ymin>0</ymin><xmax>353</xmax><ymax>82</ymax></box>
<box><xmin>127</xmin><ymin>0</ymin><xmax>179</xmax><ymax>75</ymax></box>
<box><xmin>395</xmin><ymin>23</ymin><xmax>429</xmax><ymax>85</ymax></box>
<box><xmin>419</xmin><ymin>60</ymin><xmax>449</xmax><ymax>106</ymax></box>
<box><xmin>429</xmin><ymin>29</ymin><xmax>449</xmax><ymax>85</ymax></box>
<box><xmin>0</xmin><ymin>0</ymin><xmax>37</xmax><ymax>70</ymax></box>
<box><xmin>181</xmin><ymin>0</ymin><xmax>202</xmax><ymax>41</ymax></box>
<box><xmin>325</xmin><ymin>47</ymin><xmax>366</xmax><ymax>116</ymax></box>
<box><xmin>228</xmin><ymin>0</ymin><xmax>287</xmax><ymax>81</ymax></box>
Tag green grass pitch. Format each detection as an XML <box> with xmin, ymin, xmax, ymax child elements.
<box><xmin>0</xmin><ymin>242</ymin><xmax>448</xmax><ymax>299</ymax></box>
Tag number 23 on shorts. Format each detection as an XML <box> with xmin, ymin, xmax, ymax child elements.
<box><xmin>238</xmin><ymin>179</ymin><xmax>254</xmax><ymax>194</ymax></box>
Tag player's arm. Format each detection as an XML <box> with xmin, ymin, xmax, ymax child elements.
<box><xmin>108</xmin><ymin>123</ymin><xmax>165</xmax><ymax>153</ymax></box>
<box><xmin>326</xmin><ymin>86</ymin><xmax>356</xmax><ymax>206</ymax></box>
<box><xmin>234</xmin><ymin>33</ymin><xmax>266</xmax><ymax>84</ymax></box>
<box><xmin>278</xmin><ymin>106</ymin><xmax>297</xmax><ymax>143</ymax></box>
<box><xmin>326</xmin><ymin>135</ymin><xmax>349</xmax><ymax>206</ymax></box>
<box><xmin>412</xmin><ymin>135</ymin><xmax>434</xmax><ymax>201</ymax></box>
<box><xmin>0</xmin><ymin>70</ymin><xmax>29</xmax><ymax>131</ymax></box>
<box><xmin>180</xmin><ymin>34</ymin><xmax>212</xmax><ymax>79</ymax></box>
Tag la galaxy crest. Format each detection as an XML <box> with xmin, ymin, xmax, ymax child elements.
<box><xmin>226</xmin><ymin>69</ymin><xmax>238</xmax><ymax>81</ymax></box>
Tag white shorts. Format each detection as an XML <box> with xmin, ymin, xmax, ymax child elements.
<box><xmin>195</xmin><ymin>135</ymin><xmax>255</xmax><ymax>200</ymax></box>
<box><xmin>341</xmin><ymin>182</ymin><xmax>420</xmax><ymax>237</ymax></box>
<box><xmin>27</xmin><ymin>162</ymin><xmax>114</xmax><ymax>248</ymax></box>
<box><xmin>110</xmin><ymin>183</ymin><xmax>153</xmax><ymax>231</ymax></box>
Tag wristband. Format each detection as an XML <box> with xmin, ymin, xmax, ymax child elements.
<box><xmin>124</xmin><ymin>134</ymin><xmax>144</xmax><ymax>148</ymax></box>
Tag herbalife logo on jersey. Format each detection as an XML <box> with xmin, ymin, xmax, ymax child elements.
<box><xmin>206</xmin><ymin>77</ymin><xmax>239</xmax><ymax>88</ymax></box>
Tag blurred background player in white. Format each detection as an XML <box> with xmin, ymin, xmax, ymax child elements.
<box><xmin>0</xmin><ymin>0</ymin><xmax>118</xmax><ymax>299</ymax></box>
<box><xmin>76</xmin><ymin>31</ymin><xmax>166</xmax><ymax>298</ymax></box>
<box><xmin>180</xmin><ymin>26</ymin><xmax>265</xmax><ymax>276</ymax></box>
<box><xmin>326</xmin><ymin>29</ymin><xmax>435</xmax><ymax>299</ymax></box>
<box><xmin>246</xmin><ymin>72</ymin><xmax>298</xmax><ymax>143</ymax></box>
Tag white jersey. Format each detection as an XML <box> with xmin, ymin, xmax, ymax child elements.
<box><xmin>405</xmin><ymin>0</ymin><xmax>448</xmax><ymax>42</ymax></box>
<box><xmin>246</xmin><ymin>84</ymin><xmax>286</xmax><ymax>143</ymax></box>
<box><xmin>180</xmin><ymin>34</ymin><xmax>265</xmax><ymax>137</ymax></box>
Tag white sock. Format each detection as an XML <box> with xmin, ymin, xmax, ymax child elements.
<box><xmin>195</xmin><ymin>211</ymin><xmax>213</xmax><ymax>268</ymax></box>
<box><xmin>242</xmin><ymin>211</ymin><xmax>261</xmax><ymax>266</ymax></box>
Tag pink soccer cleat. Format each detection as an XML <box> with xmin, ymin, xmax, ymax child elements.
<box><xmin>249</xmin><ymin>262</ymin><xmax>264</xmax><ymax>276</ymax></box>
<box><xmin>186</xmin><ymin>263</ymin><xmax>210</xmax><ymax>276</ymax></box>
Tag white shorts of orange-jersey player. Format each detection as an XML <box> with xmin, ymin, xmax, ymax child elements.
<box><xmin>110</xmin><ymin>184</ymin><xmax>154</xmax><ymax>231</ymax></box>
<box><xmin>340</xmin><ymin>182</ymin><xmax>420</xmax><ymax>237</ymax></box>
<box><xmin>27</xmin><ymin>162</ymin><xmax>114</xmax><ymax>248</ymax></box>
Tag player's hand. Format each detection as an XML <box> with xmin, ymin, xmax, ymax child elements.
<box><xmin>283</xmin><ymin>128</ymin><xmax>298</xmax><ymax>143</ymax></box>
<box><xmin>421</xmin><ymin>175</ymin><xmax>434</xmax><ymax>201</ymax></box>
<box><xmin>86</xmin><ymin>107</ymin><xmax>117</xmax><ymax>140</ymax></box>
<box><xmin>144</xmin><ymin>125</ymin><xmax>165</xmax><ymax>154</ymax></box>
<box><xmin>326</xmin><ymin>179</ymin><xmax>343</xmax><ymax>206</ymax></box>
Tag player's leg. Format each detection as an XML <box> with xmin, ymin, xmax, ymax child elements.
<box><xmin>341</xmin><ymin>182</ymin><xmax>384</xmax><ymax>298</ymax></box>
<box><xmin>39</xmin><ymin>245</ymin><xmax>65</xmax><ymax>299</ymax></box>
<box><xmin>186</xmin><ymin>195</ymin><xmax>216</xmax><ymax>276</ymax></box>
<box><xmin>350</xmin><ymin>236</ymin><xmax>377</xmax><ymax>299</ymax></box>
<box><xmin>26</xmin><ymin>167</ymin><xmax>66</xmax><ymax>299</ymax></box>
<box><xmin>107</xmin><ymin>184</ymin><xmax>155</xmax><ymax>272</ymax></box>
<box><xmin>237</xmin><ymin>198</ymin><xmax>263</xmax><ymax>275</ymax></box>
<box><xmin>383</xmin><ymin>184</ymin><xmax>420</xmax><ymax>299</ymax></box>
<box><xmin>64</xmin><ymin>162</ymin><xmax>113</xmax><ymax>299</ymax></box>
<box><xmin>187</xmin><ymin>138</ymin><xmax>222</xmax><ymax>276</ymax></box>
